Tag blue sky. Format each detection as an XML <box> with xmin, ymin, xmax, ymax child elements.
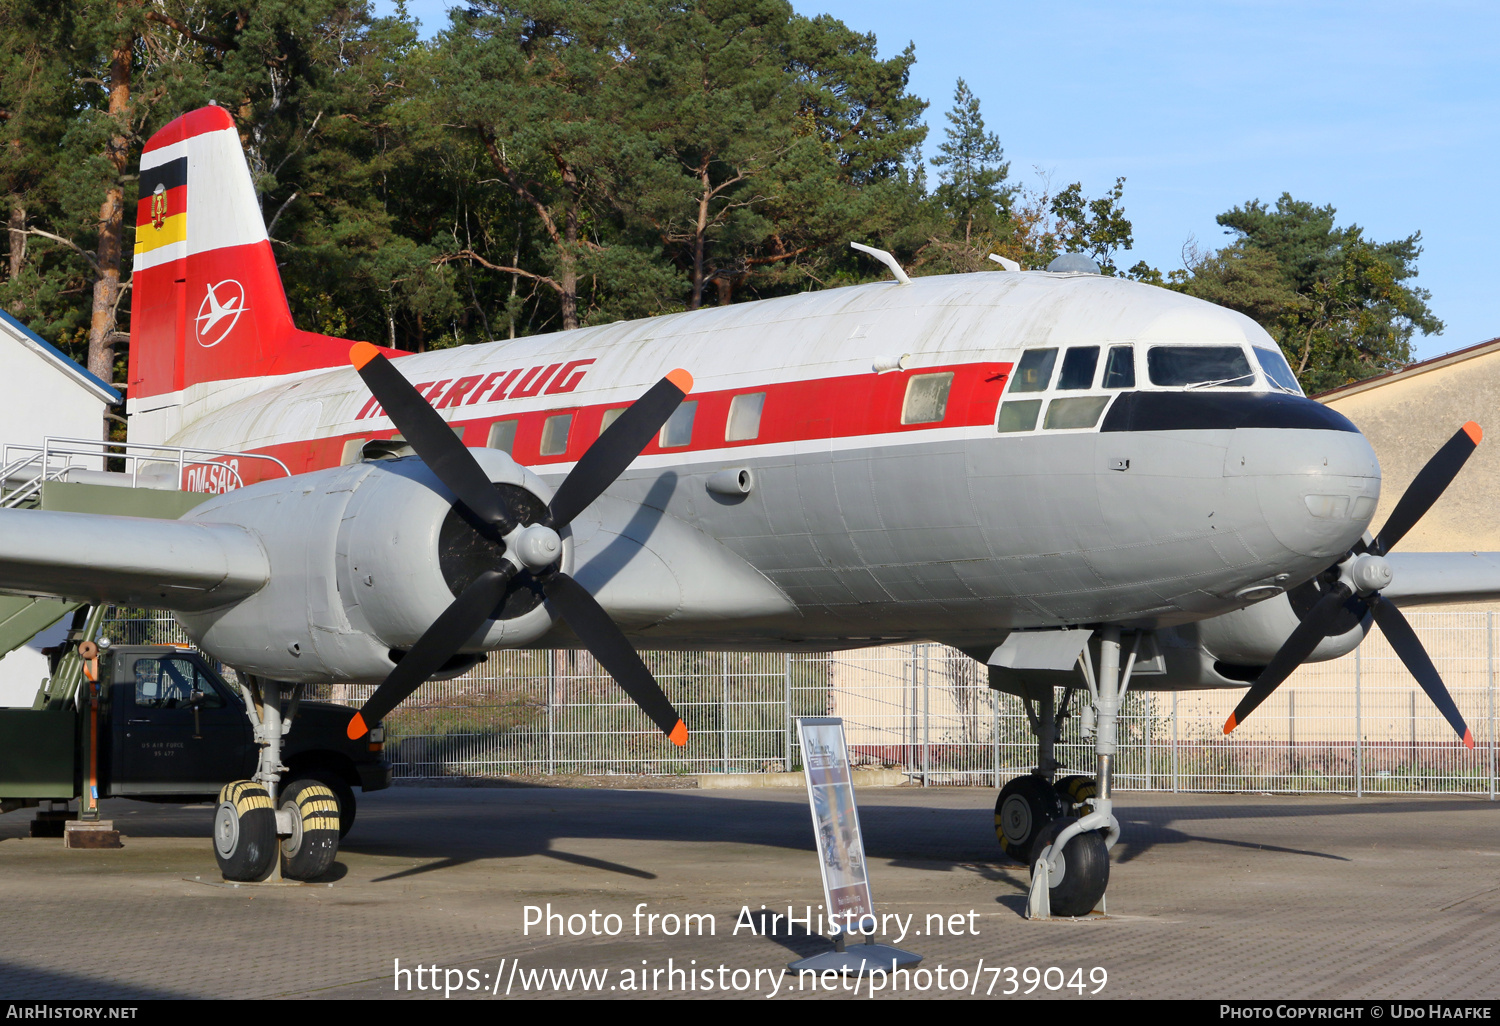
<box><xmin>376</xmin><ymin>1</ymin><xmax>1498</xmax><ymax>359</ymax></box>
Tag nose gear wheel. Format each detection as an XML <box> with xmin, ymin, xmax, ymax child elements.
<box><xmin>994</xmin><ymin>774</ymin><xmax>1067</xmax><ymax>862</ymax></box>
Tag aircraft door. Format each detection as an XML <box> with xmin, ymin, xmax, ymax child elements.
<box><xmin>111</xmin><ymin>655</ymin><xmax>251</xmax><ymax>794</ymax></box>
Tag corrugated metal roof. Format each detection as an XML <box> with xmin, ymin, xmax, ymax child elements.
<box><xmin>0</xmin><ymin>309</ymin><xmax>121</xmax><ymax>405</ymax></box>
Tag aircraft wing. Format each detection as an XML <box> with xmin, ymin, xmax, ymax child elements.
<box><xmin>0</xmin><ymin>508</ymin><xmax>268</xmax><ymax>611</ymax></box>
<box><xmin>1383</xmin><ymin>552</ymin><xmax>1500</xmax><ymax>607</ymax></box>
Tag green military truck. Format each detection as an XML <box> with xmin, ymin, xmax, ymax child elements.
<box><xmin>0</xmin><ymin>617</ymin><xmax>390</xmax><ymax>879</ymax></box>
<box><xmin>0</xmin><ymin>477</ymin><xmax>390</xmax><ymax>881</ymax></box>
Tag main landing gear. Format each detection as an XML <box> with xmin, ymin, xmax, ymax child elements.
<box><xmin>992</xmin><ymin>625</ymin><xmax>1134</xmax><ymax>917</ymax></box>
<box><xmin>214</xmin><ymin>677</ymin><xmax>340</xmax><ymax>883</ymax></box>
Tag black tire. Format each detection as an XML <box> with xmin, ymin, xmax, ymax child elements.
<box><xmin>279</xmin><ymin>780</ymin><xmax>340</xmax><ymax>881</ymax></box>
<box><xmin>213</xmin><ymin>781</ymin><xmax>277</xmax><ymax>882</ymax></box>
<box><xmin>1053</xmin><ymin>774</ymin><xmax>1098</xmax><ymax>811</ymax></box>
<box><xmin>994</xmin><ymin>774</ymin><xmax>1067</xmax><ymax>862</ymax></box>
<box><xmin>1030</xmin><ymin>816</ymin><xmax>1110</xmax><ymax>917</ymax></box>
<box><xmin>284</xmin><ymin>769</ymin><xmax>356</xmax><ymax>838</ymax></box>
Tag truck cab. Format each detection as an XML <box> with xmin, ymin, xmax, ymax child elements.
<box><xmin>106</xmin><ymin>646</ymin><xmax>389</xmax><ymax>829</ymax></box>
<box><xmin>0</xmin><ymin>643</ymin><xmax>389</xmax><ymax>837</ymax></box>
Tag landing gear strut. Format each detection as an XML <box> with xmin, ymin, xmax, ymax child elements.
<box><xmin>994</xmin><ymin>686</ymin><xmax>1067</xmax><ymax>860</ymax></box>
<box><xmin>994</xmin><ymin>626</ymin><xmax>1135</xmax><ymax>917</ymax></box>
<box><xmin>214</xmin><ymin>677</ymin><xmax>339</xmax><ymax>882</ymax></box>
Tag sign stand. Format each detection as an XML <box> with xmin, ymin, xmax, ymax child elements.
<box><xmin>788</xmin><ymin>717</ymin><xmax>921</xmax><ymax>976</ymax></box>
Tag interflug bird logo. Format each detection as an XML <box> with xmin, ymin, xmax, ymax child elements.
<box><xmin>196</xmin><ymin>279</ymin><xmax>248</xmax><ymax>348</ymax></box>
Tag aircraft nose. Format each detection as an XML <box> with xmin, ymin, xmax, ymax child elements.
<box><xmin>1227</xmin><ymin>423</ymin><xmax>1381</xmax><ymax>559</ymax></box>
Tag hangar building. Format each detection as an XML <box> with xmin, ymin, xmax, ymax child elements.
<box><xmin>0</xmin><ymin>310</ymin><xmax>121</xmax><ymax>706</ymax></box>
<box><xmin>1318</xmin><ymin>338</ymin><xmax>1500</xmax><ymax>562</ymax></box>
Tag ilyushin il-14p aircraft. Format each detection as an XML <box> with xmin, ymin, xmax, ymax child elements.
<box><xmin>2</xmin><ymin>105</ymin><xmax>1497</xmax><ymax>911</ymax></box>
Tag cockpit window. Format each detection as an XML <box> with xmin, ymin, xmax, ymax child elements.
<box><xmin>1056</xmin><ymin>346</ymin><xmax>1099</xmax><ymax>390</ymax></box>
<box><xmin>1254</xmin><ymin>347</ymin><xmax>1303</xmax><ymax>394</ymax></box>
<box><xmin>1147</xmin><ymin>346</ymin><xmax>1254</xmax><ymax>388</ymax></box>
<box><xmin>1009</xmin><ymin>348</ymin><xmax>1057</xmax><ymax>392</ymax></box>
<box><xmin>1102</xmin><ymin>346</ymin><xmax>1135</xmax><ymax>388</ymax></box>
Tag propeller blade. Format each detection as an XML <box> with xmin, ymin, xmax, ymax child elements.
<box><xmin>347</xmin><ymin>565</ymin><xmax>517</xmax><ymax>739</ymax></box>
<box><xmin>1368</xmin><ymin>595</ymin><xmax>1475</xmax><ymax>749</ymax></box>
<box><xmin>545</xmin><ymin>370</ymin><xmax>693</xmax><ymax>529</ymax></box>
<box><xmin>350</xmin><ymin>342</ymin><xmax>517</xmax><ymax>534</ymax></box>
<box><xmin>543</xmin><ymin>572</ymin><xmax>687</xmax><ymax>745</ymax></box>
<box><xmin>1372</xmin><ymin>422</ymin><xmax>1481</xmax><ymax>556</ymax></box>
<box><xmin>1225</xmin><ymin>584</ymin><xmax>1355</xmax><ymax>735</ymax></box>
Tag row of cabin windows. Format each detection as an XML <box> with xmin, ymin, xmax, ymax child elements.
<box><xmin>341</xmin><ymin>390</ymin><xmax>769</xmax><ymax>464</ymax></box>
<box><xmin>336</xmin><ymin>345</ymin><xmax>1294</xmax><ymax>467</ymax></box>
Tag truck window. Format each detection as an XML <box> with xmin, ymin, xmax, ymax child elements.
<box><xmin>133</xmin><ymin>658</ymin><xmax>225</xmax><ymax>710</ymax></box>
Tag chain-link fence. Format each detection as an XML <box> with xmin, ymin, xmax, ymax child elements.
<box><xmin>100</xmin><ymin>609</ymin><xmax>1500</xmax><ymax>796</ymax></box>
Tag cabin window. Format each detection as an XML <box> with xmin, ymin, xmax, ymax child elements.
<box><xmin>1043</xmin><ymin>395</ymin><xmax>1110</xmax><ymax>430</ymax></box>
<box><xmin>540</xmin><ymin>414</ymin><xmax>573</xmax><ymax>456</ymax></box>
<box><xmin>487</xmin><ymin>420</ymin><xmax>518</xmax><ymax>453</ymax></box>
<box><xmin>996</xmin><ymin>399</ymin><xmax>1042</xmax><ymax>433</ymax></box>
<box><xmin>1009</xmin><ymin>348</ymin><xmax>1057</xmax><ymax>392</ymax></box>
<box><xmin>726</xmin><ymin>392</ymin><xmax>765</xmax><ymax>441</ymax></box>
<box><xmin>660</xmin><ymin>401</ymin><xmax>697</xmax><ymax>448</ymax></box>
<box><xmin>1147</xmin><ymin>346</ymin><xmax>1254</xmax><ymax>388</ymax></box>
<box><xmin>1056</xmin><ymin>346</ymin><xmax>1099</xmax><ymax>390</ymax></box>
<box><xmin>1254</xmin><ymin>347</ymin><xmax>1302</xmax><ymax>394</ymax></box>
<box><xmin>1102</xmin><ymin>345</ymin><xmax>1135</xmax><ymax>388</ymax></box>
<box><xmin>339</xmin><ymin>439</ymin><xmax>366</xmax><ymax>465</ymax></box>
<box><xmin>900</xmin><ymin>372</ymin><xmax>954</xmax><ymax>425</ymax></box>
<box><xmin>599</xmin><ymin>408</ymin><xmax>626</xmax><ymax>435</ymax></box>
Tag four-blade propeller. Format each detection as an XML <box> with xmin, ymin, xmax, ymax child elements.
<box><xmin>344</xmin><ymin>341</ymin><xmax>692</xmax><ymax>748</ymax></box>
<box><xmin>1224</xmin><ymin>422</ymin><xmax>1482</xmax><ymax>749</ymax></box>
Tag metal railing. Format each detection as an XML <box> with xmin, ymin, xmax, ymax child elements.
<box><xmin>98</xmin><ymin>608</ymin><xmax>1500</xmax><ymax>796</ymax></box>
<box><xmin>0</xmin><ymin>437</ymin><xmax>292</xmax><ymax>504</ymax></box>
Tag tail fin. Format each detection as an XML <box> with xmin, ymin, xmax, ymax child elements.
<box><xmin>127</xmin><ymin>105</ymin><xmax>372</xmax><ymax>443</ymax></box>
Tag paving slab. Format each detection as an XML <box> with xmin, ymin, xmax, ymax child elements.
<box><xmin>0</xmin><ymin>786</ymin><xmax>1497</xmax><ymax>1000</ymax></box>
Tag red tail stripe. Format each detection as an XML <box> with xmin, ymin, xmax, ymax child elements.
<box><xmin>142</xmin><ymin>105</ymin><xmax>236</xmax><ymax>153</ymax></box>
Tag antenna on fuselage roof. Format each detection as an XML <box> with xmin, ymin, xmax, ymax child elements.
<box><xmin>988</xmin><ymin>253</ymin><xmax>1021</xmax><ymax>272</ymax></box>
<box><xmin>850</xmin><ymin>242</ymin><xmax>911</xmax><ymax>286</ymax></box>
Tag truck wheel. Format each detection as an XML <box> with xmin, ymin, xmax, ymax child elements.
<box><xmin>279</xmin><ymin>780</ymin><xmax>340</xmax><ymax>881</ymax></box>
<box><xmin>214</xmin><ymin>781</ymin><xmax>276</xmax><ymax>882</ymax></box>
<box><xmin>285</xmin><ymin>770</ymin><xmax>356</xmax><ymax>838</ymax></box>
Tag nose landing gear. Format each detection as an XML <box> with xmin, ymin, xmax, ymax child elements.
<box><xmin>991</xmin><ymin>625</ymin><xmax>1135</xmax><ymax>918</ymax></box>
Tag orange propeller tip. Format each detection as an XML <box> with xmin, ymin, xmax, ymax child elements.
<box><xmin>350</xmin><ymin>341</ymin><xmax>382</xmax><ymax>370</ymax></box>
<box><xmin>1464</xmin><ymin>728</ymin><xmax>1476</xmax><ymax>750</ymax></box>
<box><xmin>1222</xmin><ymin>714</ymin><xmax>1238</xmax><ymax>735</ymax></box>
<box><xmin>1463</xmin><ymin>421</ymin><xmax>1483</xmax><ymax>444</ymax></box>
<box><xmin>666</xmin><ymin>368</ymin><xmax>694</xmax><ymax>395</ymax></box>
<box><xmin>668</xmin><ymin>719</ymin><xmax>688</xmax><ymax>747</ymax></box>
<box><xmin>347</xmin><ymin>712</ymin><xmax>368</xmax><ymax>741</ymax></box>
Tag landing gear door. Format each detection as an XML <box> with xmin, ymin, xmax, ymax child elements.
<box><xmin>111</xmin><ymin>654</ymin><xmax>251</xmax><ymax>794</ymax></box>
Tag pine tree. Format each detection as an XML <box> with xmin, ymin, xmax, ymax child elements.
<box><xmin>930</xmin><ymin>78</ymin><xmax>1010</xmax><ymax>244</ymax></box>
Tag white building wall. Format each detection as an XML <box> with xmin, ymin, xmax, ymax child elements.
<box><xmin>0</xmin><ymin>339</ymin><xmax>108</xmax><ymax>465</ymax></box>
<box><xmin>0</xmin><ymin>618</ymin><xmax>70</xmax><ymax>707</ymax></box>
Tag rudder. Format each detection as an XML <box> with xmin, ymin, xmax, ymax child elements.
<box><xmin>127</xmin><ymin>105</ymin><xmax>355</xmax><ymax>444</ymax></box>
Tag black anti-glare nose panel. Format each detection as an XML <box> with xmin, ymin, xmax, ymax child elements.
<box><xmin>1100</xmin><ymin>391</ymin><xmax>1360</xmax><ymax>433</ymax></box>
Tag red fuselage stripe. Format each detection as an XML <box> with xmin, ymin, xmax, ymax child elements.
<box><xmin>192</xmin><ymin>361</ymin><xmax>1012</xmax><ymax>487</ymax></box>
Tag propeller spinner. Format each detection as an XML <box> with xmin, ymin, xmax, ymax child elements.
<box><xmin>344</xmin><ymin>341</ymin><xmax>692</xmax><ymax>747</ymax></box>
<box><xmin>1224</xmin><ymin>422</ymin><xmax>1482</xmax><ymax>748</ymax></box>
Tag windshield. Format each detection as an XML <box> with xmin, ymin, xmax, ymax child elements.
<box><xmin>1254</xmin><ymin>347</ymin><xmax>1303</xmax><ymax>394</ymax></box>
<box><xmin>1147</xmin><ymin>346</ymin><xmax>1254</xmax><ymax>388</ymax></box>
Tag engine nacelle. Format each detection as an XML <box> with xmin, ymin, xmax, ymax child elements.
<box><xmin>1151</xmin><ymin>590</ymin><xmax>1370</xmax><ymax>689</ymax></box>
<box><xmin>174</xmin><ymin>450</ymin><xmax>568</xmax><ymax>683</ymax></box>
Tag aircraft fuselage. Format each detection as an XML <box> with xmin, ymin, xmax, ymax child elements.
<box><xmin>139</xmin><ymin>270</ymin><xmax>1380</xmax><ymax>649</ymax></box>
